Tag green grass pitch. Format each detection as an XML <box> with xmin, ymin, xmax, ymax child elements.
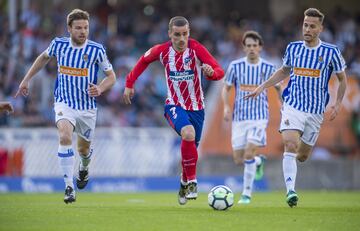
<box><xmin>0</xmin><ymin>191</ymin><xmax>359</xmax><ymax>231</ymax></box>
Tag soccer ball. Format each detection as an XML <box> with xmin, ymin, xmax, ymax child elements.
<box><xmin>208</xmin><ymin>185</ymin><xmax>234</xmax><ymax>210</ymax></box>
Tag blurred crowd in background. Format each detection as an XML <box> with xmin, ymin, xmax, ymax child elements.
<box><xmin>0</xmin><ymin>1</ymin><xmax>359</xmax><ymax>138</ymax></box>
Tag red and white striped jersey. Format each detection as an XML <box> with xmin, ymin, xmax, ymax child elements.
<box><xmin>126</xmin><ymin>38</ymin><xmax>224</xmax><ymax>111</ymax></box>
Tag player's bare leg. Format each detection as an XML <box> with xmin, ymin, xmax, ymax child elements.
<box><xmin>76</xmin><ymin>136</ymin><xmax>91</xmax><ymax>190</ymax></box>
<box><xmin>297</xmin><ymin>141</ymin><xmax>313</xmax><ymax>162</ymax></box>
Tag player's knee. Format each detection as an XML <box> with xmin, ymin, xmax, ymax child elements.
<box><xmin>59</xmin><ymin>134</ymin><xmax>72</xmax><ymax>145</ymax></box>
<box><xmin>283</xmin><ymin>140</ymin><xmax>298</xmax><ymax>153</ymax></box>
<box><xmin>181</xmin><ymin>127</ymin><xmax>195</xmax><ymax>141</ymax></box>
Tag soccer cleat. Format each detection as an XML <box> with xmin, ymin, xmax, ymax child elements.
<box><xmin>76</xmin><ymin>168</ymin><xmax>89</xmax><ymax>190</ymax></box>
<box><xmin>64</xmin><ymin>186</ymin><xmax>76</xmax><ymax>204</ymax></box>
<box><xmin>186</xmin><ymin>182</ymin><xmax>198</xmax><ymax>200</ymax></box>
<box><xmin>238</xmin><ymin>195</ymin><xmax>251</xmax><ymax>204</ymax></box>
<box><xmin>255</xmin><ymin>155</ymin><xmax>266</xmax><ymax>180</ymax></box>
<box><xmin>286</xmin><ymin>190</ymin><xmax>298</xmax><ymax>208</ymax></box>
<box><xmin>178</xmin><ymin>183</ymin><xmax>188</xmax><ymax>205</ymax></box>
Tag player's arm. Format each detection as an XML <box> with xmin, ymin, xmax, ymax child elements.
<box><xmin>88</xmin><ymin>70</ymin><xmax>116</xmax><ymax>97</ymax></box>
<box><xmin>15</xmin><ymin>51</ymin><xmax>51</xmax><ymax>97</ymax></box>
<box><xmin>194</xmin><ymin>42</ymin><xmax>225</xmax><ymax>80</ymax></box>
<box><xmin>274</xmin><ymin>83</ymin><xmax>283</xmax><ymax>103</ymax></box>
<box><xmin>329</xmin><ymin>71</ymin><xmax>347</xmax><ymax>121</ymax></box>
<box><xmin>222</xmin><ymin>84</ymin><xmax>233</xmax><ymax>122</ymax></box>
<box><xmin>123</xmin><ymin>45</ymin><xmax>161</xmax><ymax>104</ymax></box>
<box><xmin>244</xmin><ymin>66</ymin><xmax>290</xmax><ymax>99</ymax></box>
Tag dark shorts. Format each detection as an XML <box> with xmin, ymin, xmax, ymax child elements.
<box><xmin>164</xmin><ymin>105</ymin><xmax>204</xmax><ymax>147</ymax></box>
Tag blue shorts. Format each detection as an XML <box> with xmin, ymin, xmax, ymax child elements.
<box><xmin>164</xmin><ymin>105</ymin><xmax>204</xmax><ymax>146</ymax></box>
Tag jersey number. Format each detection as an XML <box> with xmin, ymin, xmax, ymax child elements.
<box><xmin>84</xmin><ymin>129</ymin><xmax>92</xmax><ymax>139</ymax></box>
<box><xmin>170</xmin><ymin>107</ymin><xmax>177</xmax><ymax>119</ymax></box>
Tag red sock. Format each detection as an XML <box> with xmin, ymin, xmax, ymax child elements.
<box><xmin>181</xmin><ymin>162</ymin><xmax>188</xmax><ymax>182</ymax></box>
<box><xmin>181</xmin><ymin>140</ymin><xmax>198</xmax><ymax>181</ymax></box>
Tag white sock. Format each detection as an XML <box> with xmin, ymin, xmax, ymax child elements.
<box><xmin>254</xmin><ymin>156</ymin><xmax>262</xmax><ymax>166</ymax></box>
<box><xmin>58</xmin><ymin>145</ymin><xmax>75</xmax><ymax>189</ymax></box>
<box><xmin>80</xmin><ymin>148</ymin><xmax>93</xmax><ymax>171</ymax></box>
<box><xmin>283</xmin><ymin>152</ymin><xmax>297</xmax><ymax>193</ymax></box>
<box><xmin>242</xmin><ymin>158</ymin><xmax>256</xmax><ymax>197</ymax></box>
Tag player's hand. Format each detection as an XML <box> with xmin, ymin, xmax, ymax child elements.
<box><xmin>243</xmin><ymin>85</ymin><xmax>264</xmax><ymax>100</ymax></box>
<box><xmin>223</xmin><ymin>106</ymin><xmax>231</xmax><ymax>122</ymax></box>
<box><xmin>14</xmin><ymin>79</ymin><xmax>30</xmax><ymax>98</ymax></box>
<box><xmin>88</xmin><ymin>83</ymin><xmax>102</xmax><ymax>97</ymax></box>
<box><xmin>123</xmin><ymin>87</ymin><xmax>135</xmax><ymax>105</ymax></box>
<box><xmin>329</xmin><ymin>103</ymin><xmax>341</xmax><ymax>121</ymax></box>
<box><xmin>0</xmin><ymin>102</ymin><xmax>14</xmax><ymax>114</ymax></box>
<box><xmin>201</xmin><ymin>64</ymin><xmax>214</xmax><ymax>77</ymax></box>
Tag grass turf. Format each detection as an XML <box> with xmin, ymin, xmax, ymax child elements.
<box><xmin>0</xmin><ymin>191</ymin><xmax>359</xmax><ymax>231</ymax></box>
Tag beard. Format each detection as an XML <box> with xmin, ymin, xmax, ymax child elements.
<box><xmin>72</xmin><ymin>36</ymin><xmax>86</xmax><ymax>46</ymax></box>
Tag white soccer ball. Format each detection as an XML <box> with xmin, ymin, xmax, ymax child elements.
<box><xmin>208</xmin><ymin>185</ymin><xmax>234</xmax><ymax>210</ymax></box>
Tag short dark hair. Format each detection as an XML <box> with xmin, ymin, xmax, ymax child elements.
<box><xmin>67</xmin><ymin>9</ymin><xmax>90</xmax><ymax>27</ymax></box>
<box><xmin>168</xmin><ymin>16</ymin><xmax>189</xmax><ymax>30</ymax></box>
<box><xmin>242</xmin><ymin>31</ymin><xmax>264</xmax><ymax>46</ymax></box>
<box><xmin>304</xmin><ymin>8</ymin><xmax>324</xmax><ymax>24</ymax></box>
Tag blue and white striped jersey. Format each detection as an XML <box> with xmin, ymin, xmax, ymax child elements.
<box><xmin>225</xmin><ymin>57</ymin><xmax>276</xmax><ymax>121</ymax></box>
<box><xmin>46</xmin><ymin>37</ymin><xmax>113</xmax><ymax>110</ymax></box>
<box><xmin>282</xmin><ymin>40</ymin><xmax>346</xmax><ymax>114</ymax></box>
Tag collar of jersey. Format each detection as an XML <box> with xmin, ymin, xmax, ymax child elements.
<box><xmin>69</xmin><ymin>38</ymin><xmax>88</xmax><ymax>49</ymax></box>
<box><xmin>303</xmin><ymin>39</ymin><xmax>322</xmax><ymax>50</ymax></box>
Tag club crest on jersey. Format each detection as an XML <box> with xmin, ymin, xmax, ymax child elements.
<box><xmin>318</xmin><ymin>56</ymin><xmax>323</xmax><ymax>63</ymax></box>
<box><xmin>285</xmin><ymin>119</ymin><xmax>290</xmax><ymax>126</ymax></box>
<box><xmin>83</xmin><ymin>54</ymin><xmax>89</xmax><ymax>62</ymax></box>
<box><xmin>184</xmin><ymin>56</ymin><xmax>192</xmax><ymax>65</ymax></box>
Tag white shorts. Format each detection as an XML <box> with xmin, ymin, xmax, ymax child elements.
<box><xmin>231</xmin><ymin>120</ymin><xmax>268</xmax><ymax>150</ymax></box>
<box><xmin>279</xmin><ymin>103</ymin><xmax>323</xmax><ymax>146</ymax></box>
<box><xmin>54</xmin><ymin>102</ymin><xmax>97</xmax><ymax>142</ymax></box>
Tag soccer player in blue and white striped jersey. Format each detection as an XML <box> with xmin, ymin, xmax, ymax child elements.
<box><xmin>245</xmin><ymin>8</ymin><xmax>347</xmax><ymax>207</ymax></box>
<box><xmin>15</xmin><ymin>9</ymin><xmax>116</xmax><ymax>203</ymax></box>
<box><xmin>222</xmin><ymin>31</ymin><xmax>282</xmax><ymax>204</ymax></box>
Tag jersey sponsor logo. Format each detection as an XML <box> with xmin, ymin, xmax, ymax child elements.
<box><xmin>293</xmin><ymin>67</ymin><xmax>320</xmax><ymax>78</ymax></box>
<box><xmin>240</xmin><ymin>84</ymin><xmax>258</xmax><ymax>92</ymax></box>
<box><xmin>59</xmin><ymin>66</ymin><xmax>88</xmax><ymax>77</ymax></box>
<box><xmin>169</xmin><ymin>70</ymin><xmax>195</xmax><ymax>81</ymax></box>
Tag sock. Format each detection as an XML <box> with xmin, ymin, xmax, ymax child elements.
<box><xmin>283</xmin><ymin>152</ymin><xmax>297</xmax><ymax>193</ymax></box>
<box><xmin>180</xmin><ymin>140</ymin><xmax>198</xmax><ymax>181</ymax></box>
<box><xmin>80</xmin><ymin>148</ymin><xmax>93</xmax><ymax>171</ymax></box>
<box><xmin>254</xmin><ymin>156</ymin><xmax>262</xmax><ymax>166</ymax></box>
<box><xmin>181</xmin><ymin>171</ymin><xmax>188</xmax><ymax>185</ymax></box>
<box><xmin>58</xmin><ymin>145</ymin><xmax>75</xmax><ymax>189</ymax></box>
<box><xmin>242</xmin><ymin>158</ymin><xmax>256</xmax><ymax>197</ymax></box>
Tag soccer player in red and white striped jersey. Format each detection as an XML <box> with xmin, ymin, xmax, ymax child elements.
<box><xmin>124</xmin><ymin>16</ymin><xmax>224</xmax><ymax>205</ymax></box>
